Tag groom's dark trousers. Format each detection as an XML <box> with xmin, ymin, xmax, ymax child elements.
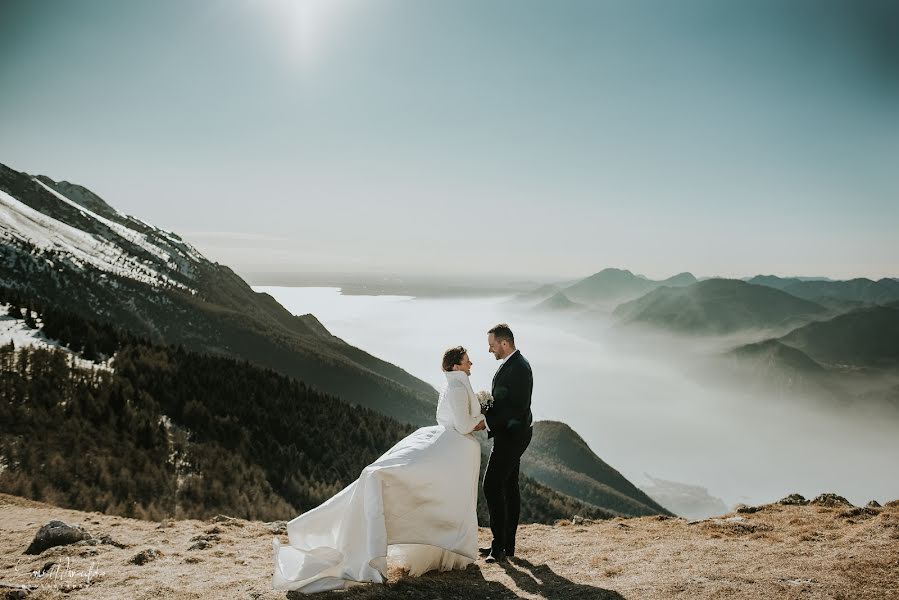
<box><xmin>484</xmin><ymin>425</ymin><xmax>532</xmax><ymax>554</ymax></box>
<box><xmin>484</xmin><ymin>350</ymin><xmax>533</xmax><ymax>555</ymax></box>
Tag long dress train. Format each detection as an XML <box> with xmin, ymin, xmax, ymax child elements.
<box><xmin>272</xmin><ymin>369</ymin><xmax>484</xmax><ymax>593</ymax></box>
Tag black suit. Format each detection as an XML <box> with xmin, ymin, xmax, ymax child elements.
<box><xmin>483</xmin><ymin>350</ymin><xmax>533</xmax><ymax>555</ymax></box>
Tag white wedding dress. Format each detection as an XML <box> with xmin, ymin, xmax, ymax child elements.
<box><xmin>272</xmin><ymin>370</ymin><xmax>484</xmax><ymax>593</ymax></box>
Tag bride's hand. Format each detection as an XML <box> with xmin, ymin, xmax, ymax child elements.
<box><xmin>473</xmin><ymin>420</ymin><xmax>486</xmax><ymax>431</ymax></box>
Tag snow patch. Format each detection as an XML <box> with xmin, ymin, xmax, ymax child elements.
<box><xmin>0</xmin><ymin>304</ymin><xmax>113</xmax><ymax>372</ymax></box>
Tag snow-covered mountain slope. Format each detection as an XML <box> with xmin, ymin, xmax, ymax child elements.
<box><xmin>0</xmin><ymin>304</ymin><xmax>112</xmax><ymax>371</ymax></box>
<box><xmin>0</xmin><ymin>166</ymin><xmax>211</xmax><ymax>292</ymax></box>
<box><xmin>0</xmin><ymin>160</ymin><xmax>440</xmax><ymax>425</ymax></box>
<box><xmin>1</xmin><ymin>188</ymin><xmax>195</xmax><ymax>291</ymax></box>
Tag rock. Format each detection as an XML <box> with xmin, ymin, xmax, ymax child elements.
<box><xmin>24</xmin><ymin>521</ymin><xmax>92</xmax><ymax>555</ymax></box>
<box><xmin>188</xmin><ymin>540</ymin><xmax>210</xmax><ymax>551</ymax></box>
<box><xmin>811</xmin><ymin>493</ymin><xmax>853</xmax><ymax>508</ymax></box>
<box><xmin>703</xmin><ymin>516</ymin><xmax>770</xmax><ymax>535</ymax></box>
<box><xmin>778</xmin><ymin>494</ymin><xmax>809</xmax><ymax>506</ymax></box>
<box><xmin>97</xmin><ymin>533</ymin><xmax>128</xmax><ymax>548</ymax></box>
<box><xmin>839</xmin><ymin>507</ymin><xmax>879</xmax><ymax>520</ymax></box>
<box><xmin>736</xmin><ymin>504</ymin><xmax>762</xmax><ymax>514</ymax></box>
<box><xmin>78</xmin><ymin>533</ymin><xmax>127</xmax><ymax>549</ymax></box>
<box><xmin>0</xmin><ymin>581</ymin><xmax>38</xmax><ymax>600</ymax></box>
<box><xmin>39</xmin><ymin>561</ymin><xmax>57</xmax><ymax>574</ymax></box>
<box><xmin>885</xmin><ymin>499</ymin><xmax>899</xmax><ymax>508</ymax></box>
<box><xmin>572</xmin><ymin>515</ymin><xmax>595</xmax><ymax>525</ymax></box>
<box><xmin>210</xmin><ymin>515</ymin><xmax>243</xmax><ymax>527</ymax></box>
<box><xmin>189</xmin><ymin>533</ymin><xmax>220</xmax><ymax>543</ymax></box>
<box><xmin>266</xmin><ymin>521</ymin><xmax>287</xmax><ymax>535</ymax></box>
<box><xmin>129</xmin><ymin>548</ymin><xmax>163</xmax><ymax>565</ymax></box>
<box><xmin>867</xmin><ymin>500</ymin><xmax>881</xmax><ymax>508</ymax></box>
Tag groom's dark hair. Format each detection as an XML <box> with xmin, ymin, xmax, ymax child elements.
<box><xmin>488</xmin><ymin>323</ymin><xmax>515</xmax><ymax>346</ymax></box>
<box><xmin>442</xmin><ymin>346</ymin><xmax>467</xmax><ymax>372</ymax></box>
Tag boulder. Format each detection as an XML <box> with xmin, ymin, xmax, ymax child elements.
<box><xmin>811</xmin><ymin>493</ymin><xmax>853</xmax><ymax>508</ymax></box>
<box><xmin>24</xmin><ymin>521</ymin><xmax>92</xmax><ymax>555</ymax></box>
<box><xmin>778</xmin><ymin>494</ymin><xmax>809</xmax><ymax>506</ymax></box>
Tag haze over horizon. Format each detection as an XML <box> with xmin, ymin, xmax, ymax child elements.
<box><xmin>2</xmin><ymin>0</ymin><xmax>897</xmax><ymax>280</ymax></box>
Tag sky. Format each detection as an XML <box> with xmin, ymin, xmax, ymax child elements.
<box><xmin>1</xmin><ymin>0</ymin><xmax>897</xmax><ymax>281</ymax></box>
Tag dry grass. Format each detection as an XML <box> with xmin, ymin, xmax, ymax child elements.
<box><xmin>1</xmin><ymin>493</ymin><xmax>898</xmax><ymax>599</ymax></box>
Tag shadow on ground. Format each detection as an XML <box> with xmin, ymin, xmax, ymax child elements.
<box><xmin>501</xmin><ymin>557</ymin><xmax>625</xmax><ymax>599</ymax></box>
<box><xmin>286</xmin><ymin>557</ymin><xmax>625</xmax><ymax>599</ymax></box>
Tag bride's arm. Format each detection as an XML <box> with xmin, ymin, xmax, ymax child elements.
<box><xmin>447</xmin><ymin>384</ymin><xmax>484</xmax><ymax>434</ymax></box>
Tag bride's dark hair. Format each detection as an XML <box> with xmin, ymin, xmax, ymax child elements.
<box><xmin>442</xmin><ymin>346</ymin><xmax>467</xmax><ymax>372</ymax></box>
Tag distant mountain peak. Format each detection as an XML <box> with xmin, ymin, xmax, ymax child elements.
<box><xmin>535</xmin><ymin>291</ymin><xmax>582</xmax><ymax>312</ymax></box>
<box><xmin>34</xmin><ymin>175</ymin><xmax>124</xmax><ymax>224</ymax></box>
<box><xmin>613</xmin><ymin>278</ymin><xmax>827</xmax><ymax>335</ymax></box>
<box><xmin>662</xmin><ymin>272</ymin><xmax>697</xmax><ymax>286</ymax></box>
<box><xmin>527</xmin><ymin>421</ymin><xmax>673</xmax><ymax>517</ymax></box>
<box><xmin>590</xmin><ymin>267</ymin><xmax>636</xmax><ymax>278</ymax></box>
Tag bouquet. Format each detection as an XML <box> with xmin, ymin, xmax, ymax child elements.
<box><xmin>476</xmin><ymin>390</ymin><xmax>494</xmax><ymax>414</ymax></box>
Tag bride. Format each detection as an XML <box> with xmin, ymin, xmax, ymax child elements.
<box><xmin>273</xmin><ymin>346</ymin><xmax>486</xmax><ymax>593</ymax></box>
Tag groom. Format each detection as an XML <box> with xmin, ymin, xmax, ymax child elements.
<box><xmin>480</xmin><ymin>323</ymin><xmax>533</xmax><ymax>563</ymax></box>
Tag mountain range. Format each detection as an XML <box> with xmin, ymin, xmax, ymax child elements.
<box><xmin>517</xmin><ymin>269</ymin><xmax>898</xmax><ymax>339</ymax></box>
<box><xmin>513</xmin><ymin>266</ymin><xmax>898</xmax><ymax>411</ymax></box>
<box><xmin>520</xmin><ymin>268</ymin><xmax>697</xmax><ymax>312</ymax></box>
<box><xmin>0</xmin><ymin>163</ymin><xmax>437</xmax><ymax>426</ymax></box>
<box><xmin>612</xmin><ymin>279</ymin><xmax>830</xmax><ymax>335</ymax></box>
<box><xmin>747</xmin><ymin>274</ymin><xmax>899</xmax><ymax>306</ymax></box>
<box><xmin>0</xmin><ymin>161</ymin><xmax>665</xmax><ymax>522</ymax></box>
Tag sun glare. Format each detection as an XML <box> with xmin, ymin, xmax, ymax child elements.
<box><xmin>263</xmin><ymin>0</ymin><xmax>355</xmax><ymax>66</ymax></box>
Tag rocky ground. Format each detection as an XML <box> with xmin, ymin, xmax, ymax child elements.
<box><xmin>1</xmin><ymin>492</ymin><xmax>898</xmax><ymax>599</ymax></box>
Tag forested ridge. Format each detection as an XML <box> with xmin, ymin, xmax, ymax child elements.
<box><xmin>0</xmin><ymin>291</ymin><xmax>609</xmax><ymax>524</ymax></box>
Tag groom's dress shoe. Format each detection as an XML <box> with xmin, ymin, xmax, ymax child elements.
<box><xmin>485</xmin><ymin>550</ymin><xmax>506</xmax><ymax>563</ymax></box>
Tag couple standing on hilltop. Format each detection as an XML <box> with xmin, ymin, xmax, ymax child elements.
<box><xmin>272</xmin><ymin>323</ymin><xmax>534</xmax><ymax>593</ymax></box>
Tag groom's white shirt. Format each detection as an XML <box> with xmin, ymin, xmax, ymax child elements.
<box><xmin>486</xmin><ymin>349</ymin><xmax>519</xmax><ymax>432</ymax></box>
<box><xmin>500</xmin><ymin>349</ymin><xmax>519</xmax><ymax>368</ymax></box>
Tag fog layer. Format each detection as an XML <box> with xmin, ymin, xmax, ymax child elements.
<box><xmin>257</xmin><ymin>286</ymin><xmax>899</xmax><ymax>508</ymax></box>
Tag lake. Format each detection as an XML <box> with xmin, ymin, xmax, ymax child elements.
<box><xmin>255</xmin><ymin>286</ymin><xmax>899</xmax><ymax>509</ymax></box>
